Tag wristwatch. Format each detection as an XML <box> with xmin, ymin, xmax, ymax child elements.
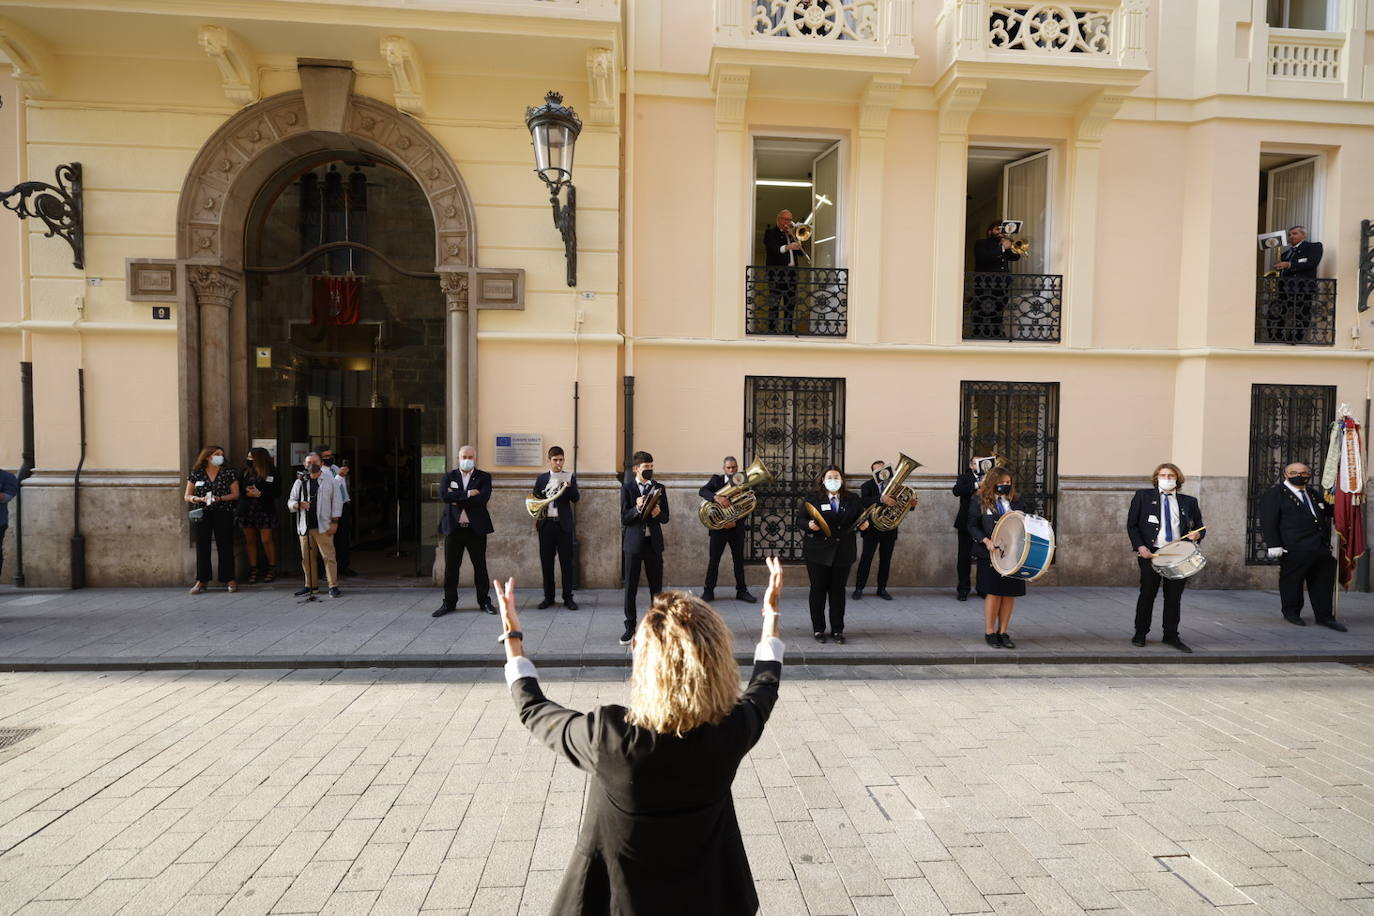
<box><xmin>497</xmin><ymin>630</ymin><xmax>523</xmax><ymax>643</ymax></box>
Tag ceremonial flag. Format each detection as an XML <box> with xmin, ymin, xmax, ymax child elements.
<box><xmin>1322</xmin><ymin>413</ymin><xmax>1365</xmax><ymax>590</ymax></box>
<box><xmin>310</xmin><ymin>275</ymin><xmax>361</xmax><ymax>325</ymax></box>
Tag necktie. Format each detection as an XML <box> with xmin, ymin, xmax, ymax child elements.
<box><xmin>1163</xmin><ymin>494</ymin><xmax>1173</xmax><ymax>542</ymax></box>
<box><xmin>830</xmin><ymin>497</ymin><xmax>838</xmax><ymax>513</ymax></box>
<box><xmin>1301</xmin><ymin>490</ymin><xmax>1315</xmax><ymax>517</ymax></box>
<box><xmin>996</xmin><ymin>498</ymin><xmax>1005</xmax><ymax>517</ymax></box>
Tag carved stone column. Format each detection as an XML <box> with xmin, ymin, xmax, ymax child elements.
<box><xmin>188</xmin><ymin>264</ymin><xmax>241</xmax><ymax>449</ymax></box>
<box><xmin>440</xmin><ymin>270</ymin><xmax>470</xmax><ymax>461</ymax></box>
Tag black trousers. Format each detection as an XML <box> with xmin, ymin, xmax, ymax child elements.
<box><xmin>443</xmin><ymin>526</ymin><xmax>490</xmax><ymax>609</ymax></box>
<box><xmin>1134</xmin><ymin>557</ymin><xmax>1186</xmax><ymax>639</ymax></box>
<box><xmin>335</xmin><ymin>501</ymin><xmax>352</xmax><ymax>571</ymax></box>
<box><xmin>807</xmin><ymin>560</ymin><xmax>851</xmax><ymax>634</ymax></box>
<box><xmin>765</xmin><ymin>266</ymin><xmax>797</xmax><ymax>333</ymax></box>
<box><xmin>956</xmin><ymin>530</ymin><xmax>975</xmax><ymax>597</ymax></box>
<box><xmin>195</xmin><ymin>509</ymin><xmax>236</xmax><ymax>583</ymax></box>
<box><xmin>538</xmin><ymin>521</ymin><xmax>576</xmax><ymax>602</ymax></box>
<box><xmin>623</xmin><ymin>549</ymin><xmax>663</xmax><ymax>628</ymax></box>
<box><xmin>855</xmin><ymin>531</ymin><xmax>896</xmax><ymax>590</ymax></box>
<box><xmin>0</xmin><ymin>523</ymin><xmax>7</xmax><ymax>582</ymax></box>
<box><xmin>1279</xmin><ymin>549</ymin><xmax>1336</xmax><ymax>621</ymax></box>
<box><xmin>704</xmin><ymin>526</ymin><xmax>747</xmax><ymax>593</ymax></box>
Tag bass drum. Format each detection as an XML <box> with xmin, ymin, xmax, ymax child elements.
<box><xmin>990</xmin><ymin>511</ymin><xmax>1056</xmax><ymax>582</ymax></box>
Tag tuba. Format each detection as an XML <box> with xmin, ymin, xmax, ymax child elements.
<box><xmin>859</xmin><ymin>452</ymin><xmax>923</xmax><ymax>532</ymax></box>
<box><xmin>525</xmin><ymin>478</ymin><xmax>567</xmax><ymax>519</ymax></box>
<box><xmin>699</xmin><ymin>459</ymin><xmax>773</xmax><ymax>530</ymax></box>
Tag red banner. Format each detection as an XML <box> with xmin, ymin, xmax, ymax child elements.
<box><xmin>310</xmin><ymin>275</ymin><xmax>361</xmax><ymax>325</ymax></box>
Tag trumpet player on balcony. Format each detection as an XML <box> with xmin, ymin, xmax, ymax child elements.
<box><xmin>969</xmin><ymin>221</ymin><xmax>1021</xmax><ymax>339</ymax></box>
<box><xmin>762</xmin><ymin>209</ymin><xmax>803</xmax><ymax>333</ymax></box>
<box><xmin>532</xmin><ymin>446</ymin><xmax>580</xmax><ymax>611</ymax></box>
<box><xmin>699</xmin><ymin>456</ymin><xmax>758</xmax><ymax>605</ymax></box>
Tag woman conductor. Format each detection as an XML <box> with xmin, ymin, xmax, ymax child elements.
<box><xmin>496</xmin><ymin>557</ymin><xmax>785</xmax><ymax>916</ymax></box>
<box><xmin>799</xmin><ymin>466</ymin><xmax>866</xmax><ymax>644</ymax></box>
<box><xmin>966</xmin><ymin>466</ymin><xmax>1025</xmax><ymax>648</ymax></box>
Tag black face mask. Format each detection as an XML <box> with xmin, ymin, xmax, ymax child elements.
<box><xmin>640</xmin><ymin>469</ymin><xmax>654</xmax><ymax>480</ymax></box>
<box><xmin>995</xmin><ymin>484</ymin><xmax>1011</xmax><ymax>495</ymax></box>
<box><xmin>1288</xmin><ymin>475</ymin><xmax>1310</xmax><ymax>487</ymax></box>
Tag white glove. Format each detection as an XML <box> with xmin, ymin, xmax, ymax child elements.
<box><xmin>1266</xmin><ymin>547</ymin><xmax>1286</xmax><ymax>559</ymax></box>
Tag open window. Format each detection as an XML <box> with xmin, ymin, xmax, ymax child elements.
<box><xmin>1255</xmin><ymin>152</ymin><xmax>1334</xmax><ymax>345</ymax></box>
<box><xmin>1266</xmin><ymin>0</ymin><xmax>1337</xmax><ymax>30</ymax></box>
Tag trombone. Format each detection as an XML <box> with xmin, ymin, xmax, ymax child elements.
<box><xmin>788</xmin><ymin>194</ymin><xmax>832</xmax><ymax>260</ymax></box>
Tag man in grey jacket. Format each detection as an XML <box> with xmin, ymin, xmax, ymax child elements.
<box><xmin>287</xmin><ymin>452</ymin><xmax>343</xmax><ymax>598</ymax></box>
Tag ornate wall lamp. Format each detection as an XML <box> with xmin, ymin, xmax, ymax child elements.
<box><xmin>1</xmin><ymin>162</ymin><xmax>83</xmax><ymax>269</ymax></box>
<box><xmin>525</xmin><ymin>91</ymin><xmax>581</xmax><ymax>287</ymax></box>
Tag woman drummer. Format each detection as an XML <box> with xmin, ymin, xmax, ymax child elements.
<box><xmin>1125</xmin><ymin>462</ymin><xmax>1204</xmax><ymax>653</ymax></box>
<box><xmin>965</xmin><ymin>467</ymin><xmax>1026</xmax><ymax>648</ymax></box>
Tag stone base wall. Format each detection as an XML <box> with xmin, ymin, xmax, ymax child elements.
<box><xmin>11</xmin><ymin>471</ymin><xmax>1315</xmax><ymax>591</ymax></box>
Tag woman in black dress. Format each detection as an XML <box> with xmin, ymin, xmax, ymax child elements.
<box><xmin>966</xmin><ymin>467</ymin><xmax>1025</xmax><ymax>649</ymax></box>
<box><xmin>237</xmin><ymin>447</ymin><xmax>279</xmax><ymax>583</ymax></box>
<box><xmin>183</xmin><ymin>444</ymin><xmax>239</xmax><ymax>594</ymax></box>
<box><xmin>798</xmin><ymin>465</ymin><xmax>866</xmax><ymax>644</ymax></box>
<box><xmin>496</xmin><ymin>557</ymin><xmax>785</xmax><ymax>916</ymax></box>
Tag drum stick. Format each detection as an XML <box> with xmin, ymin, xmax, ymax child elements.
<box><xmin>1160</xmin><ymin>525</ymin><xmax>1207</xmax><ymax>549</ymax></box>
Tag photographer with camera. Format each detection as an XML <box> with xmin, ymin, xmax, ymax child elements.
<box><xmin>287</xmin><ymin>452</ymin><xmax>343</xmax><ymax>598</ymax></box>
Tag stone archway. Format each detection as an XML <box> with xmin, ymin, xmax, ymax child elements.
<box><xmin>172</xmin><ymin>64</ymin><xmax>481</xmax><ymax>467</ymax></box>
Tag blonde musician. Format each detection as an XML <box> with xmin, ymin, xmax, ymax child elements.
<box><xmin>533</xmin><ymin>446</ymin><xmax>580</xmax><ymax>611</ymax></box>
<box><xmin>620</xmin><ymin>450</ymin><xmax>669</xmax><ymax>646</ymax></box>
<box><xmin>798</xmin><ymin>467</ymin><xmax>866</xmax><ymax>644</ymax></box>
<box><xmin>965</xmin><ymin>467</ymin><xmax>1026</xmax><ymax>649</ymax></box>
<box><xmin>1126</xmin><ymin>463</ymin><xmax>1204</xmax><ymax>653</ymax></box>
<box><xmin>699</xmin><ymin>456</ymin><xmax>757</xmax><ymax>604</ymax></box>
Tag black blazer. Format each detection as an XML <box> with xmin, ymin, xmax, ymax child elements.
<box><xmin>951</xmin><ymin>470</ymin><xmax>977</xmax><ymax>530</ymax></box>
<box><xmin>965</xmin><ymin>497</ymin><xmax>1026</xmax><ymax>560</ymax></box>
<box><xmin>973</xmin><ymin>237</ymin><xmax>1020</xmax><ymax>273</ymax></box>
<box><xmin>698</xmin><ymin>474</ymin><xmax>727</xmax><ymax>501</ymax></box>
<box><xmin>858</xmin><ymin>478</ymin><xmax>895</xmax><ymax>540</ymax></box>
<box><xmin>511</xmin><ymin>659</ymin><xmax>782</xmax><ymax>916</ymax></box>
<box><xmin>439</xmin><ymin>467</ymin><xmax>493</xmax><ymax>535</ymax></box>
<box><xmin>797</xmin><ymin>491</ymin><xmax>863</xmax><ymax>566</ymax></box>
<box><xmin>621</xmin><ymin>477</ymin><xmax>670</xmax><ymax>554</ymax></box>
<box><xmin>236</xmin><ymin>467</ymin><xmax>278</xmax><ymax>517</ymax></box>
<box><xmin>1280</xmin><ymin>240</ymin><xmax>1323</xmax><ymax>278</ymax></box>
<box><xmin>762</xmin><ymin>224</ymin><xmax>794</xmax><ymax>267</ymax></box>
<box><xmin>1126</xmin><ymin>489</ymin><xmax>1204</xmax><ymax>552</ymax></box>
<box><xmin>1259</xmin><ymin>483</ymin><xmax>1331</xmax><ymax>553</ymax></box>
<box><xmin>533</xmin><ymin>471</ymin><xmax>579</xmax><ymax>533</ymax></box>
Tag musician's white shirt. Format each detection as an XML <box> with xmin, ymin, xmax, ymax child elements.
<box><xmin>1284</xmin><ymin>480</ymin><xmax>1319</xmax><ymax>518</ymax></box>
<box><xmin>1155</xmin><ymin>490</ymin><xmax>1181</xmax><ymax>549</ymax></box>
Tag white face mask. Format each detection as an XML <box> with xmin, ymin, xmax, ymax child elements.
<box><xmin>823</xmin><ymin>478</ymin><xmax>843</xmax><ymax>493</ymax></box>
<box><xmin>1158</xmin><ymin>478</ymin><xmax>1177</xmax><ymax>492</ymax></box>
<box><xmin>458</xmin><ymin>458</ymin><xmax>475</xmax><ymax>472</ymax></box>
<box><xmin>210</xmin><ymin>455</ymin><xmax>224</xmax><ymax>467</ymax></box>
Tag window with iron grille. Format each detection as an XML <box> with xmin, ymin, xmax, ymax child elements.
<box><xmin>958</xmin><ymin>381</ymin><xmax>1060</xmax><ymax>524</ymax></box>
<box><xmin>744</xmin><ymin>376</ymin><xmax>845</xmax><ymax>561</ymax></box>
<box><xmin>1246</xmin><ymin>383</ymin><xmax>1335</xmax><ymax>565</ymax></box>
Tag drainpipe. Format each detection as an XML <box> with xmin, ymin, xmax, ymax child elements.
<box><xmin>12</xmin><ymin>361</ymin><xmax>34</xmax><ymax>587</ymax></box>
<box><xmin>622</xmin><ymin>375</ymin><xmax>634</xmax><ymax>479</ymax></box>
<box><xmin>70</xmin><ymin>368</ymin><xmax>86</xmax><ymax>589</ymax></box>
<box><xmin>570</xmin><ymin>379</ymin><xmax>581</xmax><ymax>590</ymax></box>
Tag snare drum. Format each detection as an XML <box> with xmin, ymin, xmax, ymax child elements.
<box><xmin>1151</xmin><ymin>541</ymin><xmax>1206</xmax><ymax>580</ymax></box>
<box><xmin>990</xmin><ymin>511</ymin><xmax>1056</xmax><ymax>582</ymax></box>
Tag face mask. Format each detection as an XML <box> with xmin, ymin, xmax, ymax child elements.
<box><xmin>306</xmin><ymin>464</ymin><xmax>320</xmax><ymax>475</ymax></box>
<box><xmin>995</xmin><ymin>484</ymin><xmax>1011</xmax><ymax>495</ymax></box>
<box><xmin>640</xmin><ymin>469</ymin><xmax>654</xmax><ymax>480</ymax></box>
<box><xmin>458</xmin><ymin>458</ymin><xmax>475</xmax><ymax>472</ymax></box>
<box><xmin>824</xmin><ymin>478</ymin><xmax>843</xmax><ymax>493</ymax></box>
<box><xmin>1158</xmin><ymin>478</ymin><xmax>1177</xmax><ymax>492</ymax></box>
<box><xmin>210</xmin><ymin>455</ymin><xmax>224</xmax><ymax>467</ymax></box>
<box><xmin>1289</xmin><ymin>475</ymin><xmax>1309</xmax><ymax>487</ymax></box>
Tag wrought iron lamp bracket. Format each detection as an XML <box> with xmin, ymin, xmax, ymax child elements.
<box><xmin>1359</xmin><ymin>219</ymin><xmax>1373</xmax><ymax>313</ymax></box>
<box><xmin>1</xmin><ymin>162</ymin><xmax>83</xmax><ymax>269</ymax></box>
<box><xmin>543</xmin><ymin>179</ymin><xmax>577</xmax><ymax>288</ymax></box>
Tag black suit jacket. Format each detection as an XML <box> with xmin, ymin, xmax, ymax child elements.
<box><xmin>1259</xmin><ymin>483</ymin><xmax>1331</xmax><ymax>554</ymax></box>
<box><xmin>762</xmin><ymin>225</ymin><xmax>794</xmax><ymax>267</ymax></box>
<box><xmin>1126</xmin><ymin>489</ymin><xmax>1204</xmax><ymax>552</ymax></box>
<box><xmin>798</xmin><ymin>492</ymin><xmax>863</xmax><ymax>566</ymax></box>
<box><xmin>1280</xmin><ymin>240</ymin><xmax>1323</xmax><ymax>278</ymax></box>
<box><xmin>966</xmin><ymin>497</ymin><xmax>1026</xmax><ymax>560</ymax></box>
<box><xmin>952</xmin><ymin>470</ymin><xmax>978</xmax><ymax>530</ymax></box>
<box><xmin>511</xmin><ymin>658</ymin><xmax>781</xmax><ymax>916</ymax></box>
<box><xmin>858</xmin><ymin>478</ymin><xmax>896</xmax><ymax>541</ymax></box>
<box><xmin>439</xmin><ymin>467</ymin><xmax>493</xmax><ymax>535</ymax></box>
<box><xmin>973</xmin><ymin>237</ymin><xmax>1020</xmax><ymax>273</ymax></box>
<box><xmin>533</xmin><ymin>471</ymin><xmax>579</xmax><ymax>533</ymax></box>
<box><xmin>621</xmin><ymin>477</ymin><xmax>670</xmax><ymax>554</ymax></box>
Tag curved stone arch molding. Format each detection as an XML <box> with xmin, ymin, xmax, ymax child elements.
<box><xmin>175</xmin><ymin>90</ymin><xmax>477</xmax><ymax>271</ymax></box>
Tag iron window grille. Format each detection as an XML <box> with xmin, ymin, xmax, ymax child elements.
<box><xmin>958</xmin><ymin>380</ymin><xmax>1060</xmax><ymax>525</ymax></box>
<box><xmin>1246</xmin><ymin>383</ymin><xmax>1336</xmax><ymax>565</ymax></box>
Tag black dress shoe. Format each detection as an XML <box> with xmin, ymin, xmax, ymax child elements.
<box><xmin>431</xmin><ymin>605</ymin><xmax>454</xmax><ymax>618</ymax></box>
<box><xmin>1163</xmin><ymin>637</ymin><xmax>1192</xmax><ymax>653</ymax></box>
<box><xmin>851</xmin><ymin>589</ymin><xmax>863</xmax><ymax>600</ymax></box>
<box><xmin>737</xmin><ymin>590</ymin><xmax>758</xmax><ymax>603</ymax></box>
<box><xmin>814</xmin><ymin>631</ymin><xmax>828</xmax><ymax>644</ymax></box>
<box><xmin>1283</xmin><ymin>614</ymin><xmax>1308</xmax><ymax>626</ymax></box>
<box><xmin>985</xmin><ymin>633</ymin><xmax>1002</xmax><ymax>648</ymax></box>
<box><xmin>831</xmin><ymin>632</ymin><xmax>846</xmax><ymax>645</ymax></box>
<box><xmin>876</xmin><ymin>589</ymin><xmax>893</xmax><ymax>601</ymax></box>
<box><xmin>537</xmin><ymin>598</ymin><xmax>555</xmax><ymax>609</ymax></box>
<box><xmin>481</xmin><ymin>602</ymin><xmax>498</xmax><ymax>615</ymax></box>
<box><xmin>294</xmin><ymin>587</ymin><xmax>315</xmax><ymax>597</ymax></box>
<box><xmin>564</xmin><ymin>598</ymin><xmax>578</xmax><ymax>610</ymax></box>
<box><xmin>998</xmin><ymin>633</ymin><xmax>1016</xmax><ymax>649</ymax></box>
<box><xmin>956</xmin><ymin>593</ymin><xmax>969</xmax><ymax>602</ymax></box>
<box><xmin>1318</xmin><ymin>618</ymin><xmax>1348</xmax><ymax>632</ymax></box>
<box><xmin>701</xmin><ymin>590</ymin><xmax>716</xmax><ymax>603</ymax></box>
<box><xmin>1131</xmin><ymin>634</ymin><xmax>1146</xmax><ymax>648</ymax></box>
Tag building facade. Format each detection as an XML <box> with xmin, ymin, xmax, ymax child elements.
<box><xmin>2</xmin><ymin>0</ymin><xmax>1372</xmax><ymax>591</ymax></box>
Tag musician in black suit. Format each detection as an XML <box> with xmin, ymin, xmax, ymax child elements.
<box><xmin>533</xmin><ymin>445</ymin><xmax>580</xmax><ymax>610</ymax></box>
<box><xmin>951</xmin><ymin>456</ymin><xmax>993</xmax><ymax>601</ymax></box>
<box><xmin>1125</xmin><ymin>463</ymin><xmax>1204</xmax><ymax>653</ymax></box>
<box><xmin>1259</xmin><ymin>462</ymin><xmax>1347</xmax><ymax>631</ymax></box>
<box><xmin>621</xmin><ymin>450</ymin><xmax>670</xmax><ymax>646</ymax></box>
<box><xmin>699</xmin><ymin>456</ymin><xmax>757</xmax><ymax>604</ymax></box>
<box><xmin>761</xmin><ymin>209</ymin><xmax>803</xmax><ymax>333</ymax></box>
<box><xmin>965</xmin><ymin>467</ymin><xmax>1026</xmax><ymax>649</ymax></box>
<box><xmin>493</xmin><ymin>559</ymin><xmax>785</xmax><ymax>916</ymax></box>
<box><xmin>968</xmin><ymin>221</ymin><xmax>1021</xmax><ymax>339</ymax></box>
<box><xmin>799</xmin><ymin>466</ymin><xmax>866</xmax><ymax>644</ymax></box>
<box><xmin>1274</xmin><ymin>225</ymin><xmax>1323</xmax><ymax>278</ymax></box>
<box><xmin>1269</xmin><ymin>225</ymin><xmax>1325</xmax><ymax>342</ymax></box>
<box><xmin>434</xmin><ymin>444</ymin><xmax>496</xmax><ymax>617</ymax></box>
<box><xmin>853</xmin><ymin>459</ymin><xmax>917</xmax><ymax>601</ymax></box>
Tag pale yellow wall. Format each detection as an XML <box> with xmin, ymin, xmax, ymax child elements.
<box><xmin>0</xmin><ymin>67</ymin><xmax>21</xmax><ymax>469</ymax></box>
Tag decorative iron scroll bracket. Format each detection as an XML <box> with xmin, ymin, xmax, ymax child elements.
<box><xmin>549</xmin><ymin>182</ymin><xmax>577</xmax><ymax>288</ymax></box>
<box><xmin>1360</xmin><ymin>219</ymin><xmax>1374</xmax><ymax>313</ymax></box>
<box><xmin>1</xmin><ymin>162</ymin><xmax>83</xmax><ymax>269</ymax></box>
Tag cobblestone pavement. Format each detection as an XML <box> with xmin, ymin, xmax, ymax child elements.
<box><xmin>0</xmin><ymin>585</ymin><xmax>1371</xmax><ymax>669</ymax></box>
<box><xmin>0</xmin><ymin>663</ymin><xmax>1373</xmax><ymax>914</ymax></box>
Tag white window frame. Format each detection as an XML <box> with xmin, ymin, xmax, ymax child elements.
<box><xmin>749</xmin><ymin>131</ymin><xmax>849</xmax><ymax>270</ymax></box>
<box><xmin>967</xmin><ymin>141</ymin><xmax>1059</xmax><ymax>273</ymax></box>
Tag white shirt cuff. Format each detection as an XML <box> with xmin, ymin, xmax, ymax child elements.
<box><xmin>505</xmin><ymin>656</ymin><xmax>538</xmax><ymax>686</ymax></box>
<box><xmin>754</xmin><ymin>636</ymin><xmax>785</xmax><ymax>663</ymax></box>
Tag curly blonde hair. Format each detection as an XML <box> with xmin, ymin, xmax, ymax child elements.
<box><xmin>625</xmin><ymin>591</ymin><xmax>741</xmax><ymax>736</ymax></box>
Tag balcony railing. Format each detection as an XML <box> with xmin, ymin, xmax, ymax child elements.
<box><xmin>1267</xmin><ymin>30</ymin><xmax>1343</xmax><ymax>83</ymax></box>
<box><xmin>962</xmin><ymin>272</ymin><xmax>1062</xmax><ymax>342</ymax></box>
<box><xmin>1255</xmin><ymin>277</ymin><xmax>1336</xmax><ymax>346</ymax></box>
<box><xmin>940</xmin><ymin>0</ymin><xmax>1148</xmax><ymax>70</ymax></box>
<box><xmin>746</xmin><ymin>266</ymin><xmax>848</xmax><ymax>337</ymax></box>
<box><xmin>715</xmin><ymin>0</ymin><xmax>914</xmax><ymax>56</ymax></box>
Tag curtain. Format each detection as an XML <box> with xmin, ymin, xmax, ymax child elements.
<box><xmin>1003</xmin><ymin>152</ymin><xmax>1049</xmax><ymax>274</ymax></box>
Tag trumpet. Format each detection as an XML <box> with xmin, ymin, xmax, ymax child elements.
<box><xmin>1008</xmin><ymin>237</ymin><xmax>1030</xmax><ymax>256</ymax></box>
<box><xmin>858</xmin><ymin>452</ymin><xmax>923</xmax><ymax>532</ymax></box>
<box><xmin>699</xmin><ymin>459</ymin><xmax>773</xmax><ymax>530</ymax></box>
<box><xmin>525</xmin><ymin>478</ymin><xmax>568</xmax><ymax>519</ymax></box>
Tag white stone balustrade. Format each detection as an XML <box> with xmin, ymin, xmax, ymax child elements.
<box><xmin>940</xmin><ymin>0</ymin><xmax>1148</xmax><ymax>70</ymax></box>
<box><xmin>1267</xmin><ymin>30</ymin><xmax>1343</xmax><ymax>82</ymax></box>
<box><xmin>715</xmin><ymin>0</ymin><xmax>915</xmax><ymax>57</ymax></box>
